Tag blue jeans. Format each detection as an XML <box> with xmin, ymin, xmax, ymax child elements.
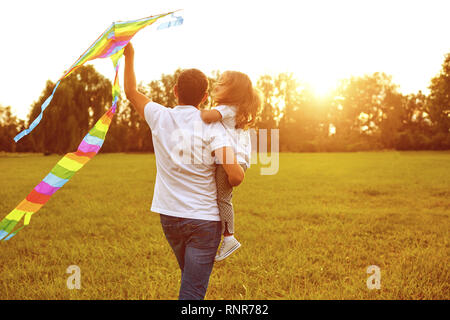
<box><xmin>159</xmin><ymin>214</ymin><xmax>221</xmax><ymax>300</ymax></box>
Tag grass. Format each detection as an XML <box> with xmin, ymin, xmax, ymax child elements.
<box><xmin>0</xmin><ymin>151</ymin><xmax>449</xmax><ymax>299</ymax></box>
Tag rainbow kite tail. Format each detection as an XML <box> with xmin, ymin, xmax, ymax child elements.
<box><xmin>0</xmin><ymin>51</ymin><xmax>123</xmax><ymax>241</ymax></box>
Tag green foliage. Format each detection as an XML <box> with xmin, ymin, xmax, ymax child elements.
<box><xmin>1</xmin><ymin>53</ymin><xmax>449</xmax><ymax>153</ymax></box>
<box><xmin>428</xmin><ymin>53</ymin><xmax>450</xmax><ymax>134</ymax></box>
<box><xmin>17</xmin><ymin>66</ymin><xmax>112</xmax><ymax>154</ymax></box>
<box><xmin>0</xmin><ymin>105</ymin><xmax>21</xmax><ymax>152</ymax></box>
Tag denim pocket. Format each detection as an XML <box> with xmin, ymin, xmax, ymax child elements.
<box><xmin>188</xmin><ymin>220</ymin><xmax>221</xmax><ymax>249</ymax></box>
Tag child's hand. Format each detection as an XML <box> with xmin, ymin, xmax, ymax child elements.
<box><xmin>124</xmin><ymin>42</ymin><xmax>134</xmax><ymax>57</ymax></box>
<box><xmin>201</xmin><ymin>109</ymin><xmax>222</xmax><ymax>124</ymax></box>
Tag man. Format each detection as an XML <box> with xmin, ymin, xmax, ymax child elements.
<box><xmin>123</xmin><ymin>43</ymin><xmax>245</xmax><ymax>300</ymax></box>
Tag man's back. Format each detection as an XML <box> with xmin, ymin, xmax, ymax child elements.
<box><xmin>144</xmin><ymin>102</ymin><xmax>230</xmax><ymax>221</ymax></box>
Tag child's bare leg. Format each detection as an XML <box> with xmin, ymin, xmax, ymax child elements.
<box><xmin>223</xmin><ymin>222</ymin><xmax>233</xmax><ymax>237</ymax></box>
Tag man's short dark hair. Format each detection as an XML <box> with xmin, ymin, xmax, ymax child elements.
<box><xmin>176</xmin><ymin>69</ymin><xmax>209</xmax><ymax>106</ymax></box>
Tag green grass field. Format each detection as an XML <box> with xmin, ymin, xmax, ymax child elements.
<box><xmin>0</xmin><ymin>152</ymin><xmax>449</xmax><ymax>299</ymax></box>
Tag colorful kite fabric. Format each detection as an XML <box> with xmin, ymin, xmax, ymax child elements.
<box><xmin>0</xmin><ymin>12</ymin><xmax>183</xmax><ymax>241</ymax></box>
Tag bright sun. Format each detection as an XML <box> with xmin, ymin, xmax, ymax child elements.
<box><xmin>306</xmin><ymin>74</ymin><xmax>339</xmax><ymax>97</ymax></box>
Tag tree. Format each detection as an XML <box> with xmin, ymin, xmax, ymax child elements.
<box><xmin>108</xmin><ymin>87</ymin><xmax>154</xmax><ymax>152</ymax></box>
<box><xmin>0</xmin><ymin>105</ymin><xmax>24</xmax><ymax>152</ymax></box>
<box><xmin>428</xmin><ymin>53</ymin><xmax>450</xmax><ymax>134</ymax></box>
<box><xmin>333</xmin><ymin>73</ymin><xmax>399</xmax><ymax>149</ymax></box>
<box><xmin>256</xmin><ymin>74</ymin><xmax>278</xmax><ymax>129</ymax></box>
<box><xmin>7</xmin><ymin>63</ymin><xmax>448</xmax><ymax>154</ymax></box>
<box><xmin>26</xmin><ymin>65</ymin><xmax>112</xmax><ymax>154</ymax></box>
<box><xmin>147</xmin><ymin>69</ymin><xmax>182</xmax><ymax>108</ymax></box>
<box><xmin>274</xmin><ymin>73</ymin><xmax>304</xmax><ymax>151</ymax></box>
<box><xmin>379</xmin><ymin>89</ymin><xmax>404</xmax><ymax>149</ymax></box>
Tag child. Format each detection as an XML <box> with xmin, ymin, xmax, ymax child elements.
<box><xmin>201</xmin><ymin>71</ymin><xmax>261</xmax><ymax>261</ymax></box>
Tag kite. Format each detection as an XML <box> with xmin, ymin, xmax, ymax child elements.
<box><xmin>0</xmin><ymin>11</ymin><xmax>183</xmax><ymax>241</ymax></box>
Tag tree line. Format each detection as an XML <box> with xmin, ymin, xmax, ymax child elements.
<box><xmin>1</xmin><ymin>54</ymin><xmax>449</xmax><ymax>153</ymax></box>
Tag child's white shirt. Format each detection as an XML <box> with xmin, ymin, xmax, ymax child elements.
<box><xmin>213</xmin><ymin>105</ymin><xmax>251</xmax><ymax>168</ymax></box>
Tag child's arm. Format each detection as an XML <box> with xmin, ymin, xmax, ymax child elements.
<box><xmin>201</xmin><ymin>109</ymin><xmax>222</xmax><ymax>123</ymax></box>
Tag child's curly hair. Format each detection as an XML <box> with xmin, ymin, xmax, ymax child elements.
<box><xmin>212</xmin><ymin>71</ymin><xmax>262</xmax><ymax>129</ymax></box>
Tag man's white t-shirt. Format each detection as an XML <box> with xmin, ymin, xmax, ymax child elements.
<box><xmin>213</xmin><ymin>105</ymin><xmax>251</xmax><ymax>168</ymax></box>
<box><xmin>144</xmin><ymin>102</ymin><xmax>231</xmax><ymax>221</ymax></box>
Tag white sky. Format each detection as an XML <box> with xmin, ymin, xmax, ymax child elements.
<box><xmin>1</xmin><ymin>0</ymin><xmax>449</xmax><ymax>120</ymax></box>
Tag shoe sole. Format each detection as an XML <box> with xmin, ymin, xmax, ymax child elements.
<box><xmin>215</xmin><ymin>242</ymin><xmax>241</xmax><ymax>262</ymax></box>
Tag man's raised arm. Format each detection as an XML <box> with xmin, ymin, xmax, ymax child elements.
<box><xmin>124</xmin><ymin>42</ymin><xmax>150</xmax><ymax>120</ymax></box>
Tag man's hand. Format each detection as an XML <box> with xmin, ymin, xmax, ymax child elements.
<box><xmin>201</xmin><ymin>109</ymin><xmax>222</xmax><ymax>124</ymax></box>
<box><xmin>124</xmin><ymin>42</ymin><xmax>150</xmax><ymax>119</ymax></box>
<box><xmin>124</xmin><ymin>42</ymin><xmax>134</xmax><ymax>57</ymax></box>
<box><xmin>215</xmin><ymin>147</ymin><xmax>245</xmax><ymax>187</ymax></box>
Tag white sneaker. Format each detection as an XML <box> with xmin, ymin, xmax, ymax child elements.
<box><xmin>215</xmin><ymin>237</ymin><xmax>241</xmax><ymax>262</ymax></box>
